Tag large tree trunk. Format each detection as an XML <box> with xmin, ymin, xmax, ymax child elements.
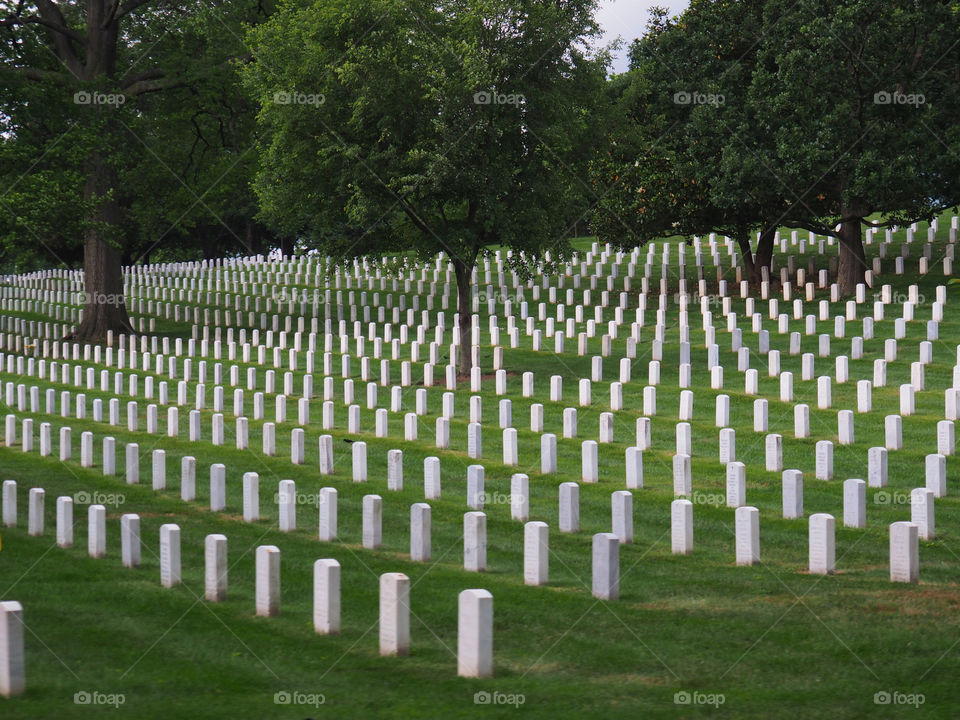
<box><xmin>837</xmin><ymin>209</ymin><xmax>867</xmax><ymax>296</ymax></box>
<box><xmin>750</xmin><ymin>226</ymin><xmax>776</xmax><ymax>286</ymax></box>
<box><xmin>69</xmin><ymin>3</ymin><xmax>132</xmax><ymax>342</ymax></box>
<box><xmin>735</xmin><ymin>232</ymin><xmax>756</xmax><ymax>280</ymax></box>
<box><xmin>453</xmin><ymin>257</ymin><xmax>474</xmax><ymax>381</ymax></box>
<box><xmin>245</xmin><ymin>219</ymin><xmax>265</xmax><ymax>256</ymax></box>
<box><xmin>72</xmin><ymin>148</ymin><xmax>135</xmax><ymax>342</ymax></box>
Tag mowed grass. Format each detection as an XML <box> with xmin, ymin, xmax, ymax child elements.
<box><xmin>0</xmin><ymin>226</ymin><xmax>959</xmax><ymax>718</ymax></box>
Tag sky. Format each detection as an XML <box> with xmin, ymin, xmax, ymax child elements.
<box><xmin>596</xmin><ymin>0</ymin><xmax>690</xmax><ymax>74</ymax></box>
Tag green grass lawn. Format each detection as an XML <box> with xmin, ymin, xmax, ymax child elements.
<box><xmin>1</xmin><ymin>223</ymin><xmax>959</xmax><ymax>718</ymax></box>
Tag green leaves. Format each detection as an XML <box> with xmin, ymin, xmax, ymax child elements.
<box><xmin>593</xmin><ymin>0</ymin><xmax>960</xmax><ymax>286</ymax></box>
<box><xmin>0</xmin><ymin>1</ymin><xmax>278</xmax><ymax>270</ymax></box>
<box><xmin>242</xmin><ymin>0</ymin><xmax>607</xmax><ymax>270</ymax></box>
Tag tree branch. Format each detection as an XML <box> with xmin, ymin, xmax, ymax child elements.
<box><xmin>0</xmin><ymin>65</ymin><xmax>70</xmax><ymax>84</ymax></box>
<box><xmin>124</xmin><ymin>77</ymin><xmax>189</xmax><ymax>95</ymax></box>
<box><xmin>118</xmin><ymin>68</ymin><xmax>164</xmax><ymax>89</ymax></box>
<box><xmin>397</xmin><ymin>197</ymin><xmax>432</xmax><ymax>235</ymax></box>
<box><xmin>859</xmin><ymin>211</ymin><xmax>943</xmax><ymax>230</ymax></box>
<box><xmin>778</xmin><ymin>217</ymin><xmax>839</xmax><ymax>238</ymax></box>
<box><xmin>0</xmin><ymin>13</ymin><xmax>84</xmax><ymax>43</ymax></box>
<box><xmin>101</xmin><ymin>0</ymin><xmax>121</xmax><ymax>28</ymax></box>
<box><xmin>114</xmin><ymin>0</ymin><xmax>154</xmax><ymax>22</ymax></box>
<box><xmin>34</xmin><ymin>0</ymin><xmax>83</xmax><ymax>77</ymax></box>
<box><xmin>121</xmin><ymin>55</ymin><xmax>251</xmax><ymax>93</ymax></box>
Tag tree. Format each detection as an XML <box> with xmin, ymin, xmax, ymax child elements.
<box><xmin>594</xmin><ymin>0</ymin><xmax>960</xmax><ymax>295</ymax></box>
<box><xmin>0</xmin><ymin>1</ymin><xmax>274</xmax><ymax>338</ymax></box>
<box><xmin>242</xmin><ymin>0</ymin><xmax>608</xmax><ymax>377</ymax></box>
<box><xmin>592</xmin><ymin>1</ymin><xmax>780</xmax><ymax>286</ymax></box>
<box><xmin>720</xmin><ymin>0</ymin><xmax>960</xmax><ymax>294</ymax></box>
<box><xmin>119</xmin><ymin>4</ymin><xmax>278</xmax><ymax>266</ymax></box>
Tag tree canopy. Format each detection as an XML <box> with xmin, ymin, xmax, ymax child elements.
<box><xmin>593</xmin><ymin>0</ymin><xmax>960</xmax><ymax>294</ymax></box>
<box><xmin>0</xmin><ymin>1</ymin><xmax>275</xmax><ymax>337</ymax></box>
<box><xmin>242</xmin><ymin>0</ymin><xmax>609</xmax><ymax>374</ymax></box>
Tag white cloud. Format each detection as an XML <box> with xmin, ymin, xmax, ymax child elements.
<box><xmin>595</xmin><ymin>0</ymin><xmax>690</xmax><ymax>74</ymax></box>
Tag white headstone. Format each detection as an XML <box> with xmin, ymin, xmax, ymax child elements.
<box><xmin>464</xmin><ymin>511</ymin><xmax>487</xmax><ymax>571</ymax></box>
<box><xmin>55</xmin><ymin>496</ymin><xmax>72</xmax><ymax>548</ymax></box>
<box><xmin>209</xmin><ymin>464</ymin><xmax>226</xmax><ymax>512</ymax></box>
<box><xmin>868</xmin><ymin>447</ymin><xmax>888</xmax><ymax>488</ymax></box>
<box><xmin>159</xmin><ymin>523</ymin><xmax>181</xmax><ymax>588</ymax></box>
<box><xmin>671</xmin><ymin>499</ymin><xmax>693</xmax><ymax>554</ymax></box>
<box><xmin>410</xmin><ymin>503</ymin><xmax>431</xmax><ymax>562</ymax></box>
<box><xmin>925</xmin><ymin>453</ymin><xmax>947</xmax><ymax>498</ymax></box>
<box><xmin>582</xmin><ymin>440</ymin><xmax>599</xmax><ymax>482</ymax></box>
<box><xmin>808</xmin><ymin>513</ymin><xmax>835</xmax><ymax>575</ymax></box>
<box><xmin>0</xmin><ymin>600</ymin><xmax>25</xmax><ymax>697</ymax></box>
<box><xmin>319</xmin><ymin>487</ymin><xmax>338</xmax><ymax>541</ymax></box>
<box><xmin>278</xmin><ymin>479</ymin><xmax>297</xmax><ymax>532</ymax></box>
<box><xmin>726</xmin><ymin>462</ymin><xmax>746</xmax><ymax>508</ymax></box>
<box><xmin>204</xmin><ymin>534</ymin><xmax>228</xmax><ymax>601</ymax></box>
<box><xmin>885</xmin><ymin>415</ymin><xmax>902</xmax><ymax>450</ymax></box>
<box><xmin>363</xmin><ymin>494</ymin><xmax>383</xmax><ymax>549</ymax></box>
<box><xmin>611</xmin><ymin>491</ymin><xmax>633</xmax><ymax>544</ymax></box>
<box><xmin>911</xmin><ymin>488</ymin><xmax>935</xmax><ymax>540</ymax></box>
<box><xmin>352</xmin><ymin>441</ymin><xmax>368</xmax><ymax>482</ymax></box>
<box><xmin>510</xmin><ymin>473</ymin><xmax>529</xmax><ymax>521</ymax></box>
<box><xmin>815</xmin><ymin>441</ymin><xmax>834</xmax><ymax>481</ymax></box>
<box><xmin>782</xmin><ymin>470</ymin><xmax>804</xmax><ymax>519</ymax></box>
<box><xmin>121</xmin><ymin>513</ymin><xmax>141</xmax><ymax>568</ymax></box>
<box><xmin>937</xmin><ymin>421</ymin><xmax>955</xmax><ymax>457</ymax></box>
<box><xmin>255</xmin><ymin>545</ymin><xmax>281</xmax><ymax>616</ymax></box>
<box><xmin>243</xmin><ymin>472</ymin><xmax>259</xmax><ymax>522</ymax></box>
<box><xmin>87</xmin><ymin>505</ymin><xmax>106</xmax><ymax>558</ymax></box>
<box><xmin>27</xmin><ymin>488</ymin><xmax>44</xmax><ymax>537</ymax></box>
<box><xmin>735</xmin><ymin>506</ymin><xmax>760</xmax><ymax>565</ymax></box>
<box><xmin>152</xmin><ymin>449</ymin><xmax>166</xmax><ymax>491</ymax></box>
<box><xmin>843</xmin><ymin>478</ymin><xmax>866</xmax><ymax>529</ymax></box>
<box><xmin>457</xmin><ymin>588</ymin><xmax>493</xmax><ymax>678</ymax></box>
<box><xmin>673</xmin><ymin>454</ymin><xmax>691</xmax><ymax>496</ymax></box>
<box><xmin>180</xmin><ymin>456</ymin><xmax>196</xmax><ymax>502</ymax></box>
<box><xmin>313</xmin><ymin>558</ymin><xmax>341</xmax><ymax>635</ymax></box>
<box><xmin>1</xmin><ymin>480</ymin><xmax>15</xmax><ymax>528</ymax></box>
<box><xmin>794</xmin><ymin>404</ymin><xmax>810</xmax><ymax>438</ymax></box>
<box><xmin>379</xmin><ymin>572</ymin><xmax>410</xmax><ymax>656</ymax></box>
<box><xmin>889</xmin><ymin>522</ymin><xmax>919</xmax><ymax>583</ymax></box>
<box><xmin>523</xmin><ymin>521</ymin><xmax>549</xmax><ymax>586</ymax></box>
<box><xmin>591</xmin><ymin>533</ymin><xmax>619</xmax><ymax>600</ymax></box>
<box><xmin>424</xmin><ymin>456</ymin><xmax>442</xmax><ymax>499</ymax></box>
<box><xmin>541</xmin><ymin>433</ymin><xmax>557</xmax><ymax>474</ymax></box>
<box><xmin>559</xmin><ymin>482</ymin><xmax>579</xmax><ymax>533</ymax></box>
